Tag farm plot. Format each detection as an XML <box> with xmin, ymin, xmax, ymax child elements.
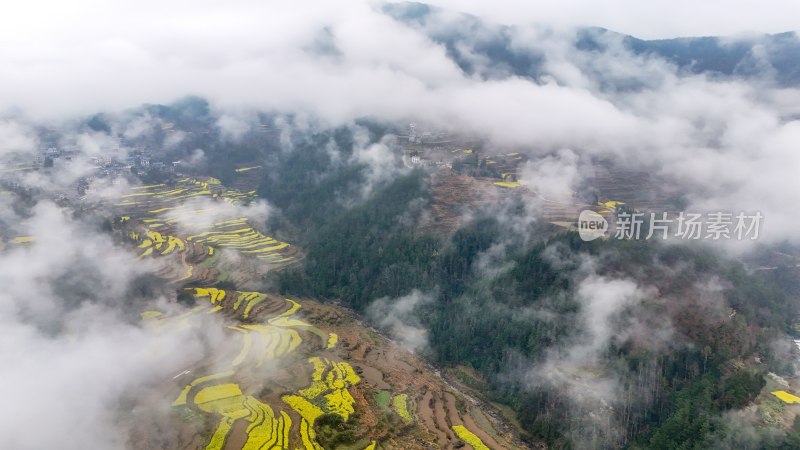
<box><xmin>452</xmin><ymin>425</ymin><xmax>491</xmax><ymax>450</ymax></box>
<box><xmin>392</xmin><ymin>393</ymin><xmax>414</xmax><ymax>422</ymax></box>
<box><xmin>116</xmin><ymin>177</ymin><xmax>297</xmax><ymax>265</ymax></box>
<box><xmin>172</xmin><ymin>379</ymin><xmax>293</xmax><ymax>450</ymax></box>
<box><xmin>152</xmin><ymin>291</ymin><xmax>365</xmax><ymax>449</ymax></box>
<box><xmin>282</xmin><ymin>356</ymin><xmax>363</xmax><ymax>449</ymax></box>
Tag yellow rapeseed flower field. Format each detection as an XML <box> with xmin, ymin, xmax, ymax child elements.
<box><xmin>452</xmin><ymin>425</ymin><xmax>490</xmax><ymax>450</ymax></box>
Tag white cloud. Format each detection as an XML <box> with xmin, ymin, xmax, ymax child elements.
<box><xmin>160</xmin><ymin>196</ymin><xmax>273</xmax><ymax>235</ymax></box>
<box><xmin>367</xmin><ymin>289</ymin><xmax>433</xmax><ymax>353</ymax></box>
<box><xmin>0</xmin><ymin>202</ymin><xmax>211</xmax><ymax>450</ymax></box>
<box><xmin>0</xmin><ymin>120</ymin><xmax>38</xmax><ymax>157</ymax></box>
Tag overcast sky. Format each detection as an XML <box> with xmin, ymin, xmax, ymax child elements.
<box><xmin>428</xmin><ymin>0</ymin><xmax>799</xmax><ymax>38</ymax></box>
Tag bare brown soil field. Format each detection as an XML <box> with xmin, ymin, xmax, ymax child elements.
<box><xmin>422</xmin><ymin>169</ymin><xmax>494</xmax><ymax>234</ymax></box>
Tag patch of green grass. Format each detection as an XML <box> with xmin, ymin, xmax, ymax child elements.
<box><xmin>760</xmin><ymin>396</ymin><xmax>787</xmax><ymax>425</ymax></box>
<box><xmin>198</xmin><ymin>253</ymin><xmax>218</xmax><ymax>268</ymax></box>
<box><xmin>217</xmin><ymin>270</ymin><xmax>232</xmax><ymax>282</ymax></box>
<box><xmin>374</xmin><ymin>391</ymin><xmax>390</xmax><ymax>411</ymax></box>
<box><xmin>362</xmin><ymin>330</ymin><xmax>382</xmax><ymax>346</ymax></box>
<box><xmin>175</xmin><ymin>406</ymin><xmax>206</xmax><ymax>424</ymax></box>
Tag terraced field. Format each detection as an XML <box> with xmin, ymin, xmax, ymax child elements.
<box><xmin>116</xmin><ymin>178</ymin><xmax>296</xmax><ymax>264</ymax></box>
<box><xmin>112</xmin><ymin>177</ymin><xmax>298</xmax><ymax>287</ymax></box>
<box><xmin>324</xmin><ymin>311</ymin><xmax>523</xmax><ymax>450</ymax></box>
<box><xmin>130</xmin><ymin>285</ymin><xmax>525</xmax><ymax>450</ymax></box>
<box><xmin>149</xmin><ymin>288</ymin><xmax>363</xmax><ymax>450</ymax></box>
<box><xmin>9</xmin><ymin>236</ymin><xmax>35</xmax><ymax>245</ymax></box>
<box><xmin>426</xmin><ymin>158</ymin><xmax>683</xmax><ymax>235</ymax></box>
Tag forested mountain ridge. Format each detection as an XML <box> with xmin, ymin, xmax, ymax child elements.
<box><xmin>384</xmin><ymin>2</ymin><xmax>800</xmax><ymax>87</ymax></box>
<box><xmin>269</xmin><ymin>169</ymin><xmax>800</xmax><ymax>448</ymax></box>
